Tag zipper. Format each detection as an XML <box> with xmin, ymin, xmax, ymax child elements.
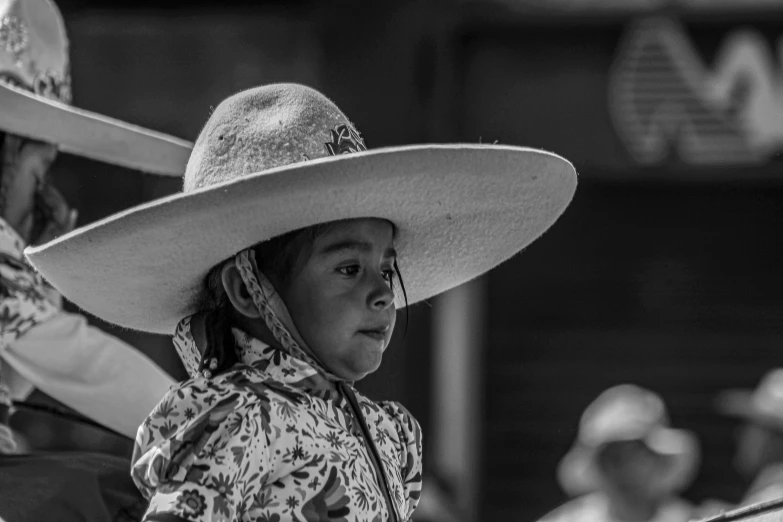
<box><xmin>339</xmin><ymin>382</ymin><xmax>402</xmax><ymax>522</ymax></box>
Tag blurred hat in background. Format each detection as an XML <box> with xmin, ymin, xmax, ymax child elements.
<box><xmin>0</xmin><ymin>0</ymin><xmax>192</xmax><ymax>175</ymax></box>
<box><xmin>558</xmin><ymin>384</ymin><xmax>700</xmax><ymax>496</ymax></box>
<box><xmin>717</xmin><ymin>368</ymin><xmax>783</xmax><ymax>432</ymax></box>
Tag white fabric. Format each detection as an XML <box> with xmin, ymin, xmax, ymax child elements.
<box><xmin>0</xmin><ymin>362</ymin><xmax>34</xmax><ymax>401</ymax></box>
<box><xmin>0</xmin><ymin>215</ymin><xmax>174</xmax><ymax>439</ymax></box>
<box><xmin>1</xmin><ymin>311</ymin><xmax>174</xmax><ymax>438</ymax></box>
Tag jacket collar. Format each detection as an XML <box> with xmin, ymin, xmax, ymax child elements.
<box><xmin>173</xmin><ymin>316</ymin><xmax>341</xmax><ymax>402</ymax></box>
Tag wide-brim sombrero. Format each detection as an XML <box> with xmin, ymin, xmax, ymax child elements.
<box><xmin>0</xmin><ymin>0</ymin><xmax>191</xmax><ymax>175</ymax></box>
<box><xmin>0</xmin><ymin>81</ymin><xmax>191</xmax><ymax>176</ymax></box>
<box><xmin>26</xmin><ymin>144</ymin><xmax>575</xmax><ymax>335</ymax></box>
<box><xmin>558</xmin><ymin>426</ymin><xmax>700</xmax><ymax>496</ymax></box>
<box><xmin>25</xmin><ymin>83</ymin><xmax>576</xmax><ymax>335</ymax></box>
<box><xmin>716</xmin><ymin>370</ymin><xmax>783</xmax><ymax>433</ymax></box>
<box><xmin>558</xmin><ymin>384</ymin><xmax>700</xmax><ymax>495</ymax></box>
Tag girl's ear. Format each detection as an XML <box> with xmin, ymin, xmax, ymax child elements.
<box><xmin>221</xmin><ymin>263</ymin><xmax>261</xmax><ymax>319</ymax></box>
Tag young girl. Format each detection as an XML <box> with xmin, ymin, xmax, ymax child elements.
<box><xmin>26</xmin><ymin>83</ymin><xmax>577</xmax><ymax>521</ymax></box>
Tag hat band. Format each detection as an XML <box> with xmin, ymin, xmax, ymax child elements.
<box><xmin>0</xmin><ymin>69</ymin><xmax>71</xmax><ymax>104</ymax></box>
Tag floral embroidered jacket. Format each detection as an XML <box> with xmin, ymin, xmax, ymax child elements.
<box><xmin>132</xmin><ymin>321</ymin><xmax>423</xmax><ymax>522</ymax></box>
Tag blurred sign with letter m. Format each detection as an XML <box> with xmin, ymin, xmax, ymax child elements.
<box><xmin>610</xmin><ymin>17</ymin><xmax>783</xmax><ymax>166</ymax></box>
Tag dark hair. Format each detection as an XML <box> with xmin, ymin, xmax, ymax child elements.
<box><xmin>197</xmin><ymin>221</ymin><xmax>408</xmax><ymax>377</ymax></box>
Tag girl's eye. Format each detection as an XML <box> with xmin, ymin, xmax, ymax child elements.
<box><xmin>382</xmin><ymin>269</ymin><xmax>396</xmax><ymax>283</ymax></box>
<box><xmin>337</xmin><ymin>265</ymin><xmax>360</xmax><ymax>276</ymax></box>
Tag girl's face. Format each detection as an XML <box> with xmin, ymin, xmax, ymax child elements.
<box><xmin>279</xmin><ymin>218</ymin><xmax>397</xmax><ymax>381</ymax></box>
<box><xmin>1</xmin><ymin>139</ymin><xmax>57</xmax><ymax>241</ymax></box>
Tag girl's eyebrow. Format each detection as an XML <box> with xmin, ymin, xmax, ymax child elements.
<box><xmin>319</xmin><ymin>240</ymin><xmax>397</xmax><ymax>258</ymax></box>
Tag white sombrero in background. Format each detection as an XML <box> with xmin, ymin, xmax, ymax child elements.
<box><xmin>716</xmin><ymin>369</ymin><xmax>783</xmax><ymax>433</ymax></box>
<box><xmin>0</xmin><ymin>0</ymin><xmax>191</xmax><ymax>175</ymax></box>
<box><xmin>26</xmin><ymin>83</ymin><xmax>577</xmax><ymax>335</ymax></box>
<box><xmin>558</xmin><ymin>384</ymin><xmax>700</xmax><ymax>496</ymax></box>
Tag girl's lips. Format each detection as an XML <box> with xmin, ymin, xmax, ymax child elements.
<box><xmin>359</xmin><ymin>330</ymin><xmax>387</xmax><ymax>341</ymax></box>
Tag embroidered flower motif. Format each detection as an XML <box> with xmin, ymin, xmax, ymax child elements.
<box><xmin>230</xmin><ymin>445</ymin><xmax>245</xmax><ymax>466</ymax></box>
<box><xmin>325</xmin><ymin>431</ymin><xmax>343</xmax><ymax>450</ymax></box>
<box><xmin>176</xmin><ymin>489</ymin><xmax>207</xmax><ymax>518</ymax></box>
<box><xmin>211</xmin><ymin>472</ymin><xmax>234</xmax><ymax>497</ymax></box>
<box><xmin>283</xmin><ymin>439</ymin><xmax>310</xmax><ymax>465</ymax></box>
<box><xmin>251</xmin><ymin>489</ymin><xmax>279</xmax><ymax>511</ymax></box>
<box><xmin>300</xmin><ymin>466</ymin><xmax>351</xmax><ymax>522</ymax></box>
<box><xmin>0</xmin><ymin>16</ymin><xmax>28</xmax><ymax>60</ymax></box>
<box><xmin>213</xmin><ymin>495</ymin><xmax>232</xmax><ymax>518</ymax></box>
<box><xmin>324</xmin><ymin>124</ymin><xmax>367</xmax><ymax>156</ymax></box>
<box><xmin>285</xmin><ymin>496</ymin><xmax>300</xmax><ymax>510</ymax></box>
<box><xmin>154</xmin><ymin>396</ymin><xmax>177</xmax><ymax>419</ymax></box>
<box><xmin>276</xmin><ymin>400</ymin><xmax>297</xmax><ymax>420</ymax></box>
<box><xmin>33</xmin><ymin>69</ymin><xmax>72</xmax><ymax>103</ymax></box>
<box><xmin>157</xmin><ymin>420</ymin><xmax>177</xmax><ymax>439</ymax></box>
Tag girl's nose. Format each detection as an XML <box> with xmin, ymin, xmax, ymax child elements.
<box><xmin>368</xmin><ymin>272</ymin><xmax>395</xmax><ymax>310</ymax></box>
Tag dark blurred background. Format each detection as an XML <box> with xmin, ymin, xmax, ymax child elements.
<box><xmin>11</xmin><ymin>0</ymin><xmax>783</xmax><ymax>520</ymax></box>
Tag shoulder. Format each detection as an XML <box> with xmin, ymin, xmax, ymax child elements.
<box><xmin>163</xmin><ymin>366</ymin><xmax>307</xmax><ymax>410</ymax></box>
<box><xmin>365</xmin><ymin>397</ymin><xmax>423</xmax><ymax>474</ymax></box>
<box><xmin>376</xmin><ymin>400</ymin><xmax>422</xmax><ymax>442</ymax></box>
<box><xmin>137</xmin><ymin>368</ymin><xmax>308</xmax><ymax>447</ymax></box>
<box><xmin>155</xmin><ymin>371</ymin><xmax>256</xmax><ymax>416</ymax></box>
<box><xmin>135</xmin><ymin>373</ymin><xmax>260</xmax><ymax>459</ymax></box>
<box><xmin>132</xmin><ymin>371</ymin><xmax>275</xmax><ymax>497</ymax></box>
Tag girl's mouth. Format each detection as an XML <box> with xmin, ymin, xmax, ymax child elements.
<box><xmin>359</xmin><ymin>330</ymin><xmax>387</xmax><ymax>341</ymax></box>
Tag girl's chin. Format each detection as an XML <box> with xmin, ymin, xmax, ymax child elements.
<box><xmin>336</xmin><ymin>349</ymin><xmax>384</xmax><ymax>381</ymax></box>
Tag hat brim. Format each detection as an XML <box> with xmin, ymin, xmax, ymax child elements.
<box><xmin>26</xmin><ymin>144</ymin><xmax>576</xmax><ymax>335</ymax></box>
<box><xmin>558</xmin><ymin>428</ymin><xmax>700</xmax><ymax>496</ymax></box>
<box><xmin>0</xmin><ymin>82</ymin><xmax>192</xmax><ymax>175</ymax></box>
<box><xmin>716</xmin><ymin>390</ymin><xmax>783</xmax><ymax>432</ymax></box>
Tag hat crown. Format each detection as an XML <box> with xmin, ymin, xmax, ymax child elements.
<box><xmin>184</xmin><ymin>84</ymin><xmax>366</xmax><ymax>192</ymax></box>
<box><xmin>753</xmin><ymin>369</ymin><xmax>783</xmax><ymax>413</ymax></box>
<box><xmin>580</xmin><ymin>384</ymin><xmax>669</xmax><ymax>447</ymax></box>
<box><xmin>0</xmin><ymin>0</ymin><xmax>70</xmax><ymax>104</ymax></box>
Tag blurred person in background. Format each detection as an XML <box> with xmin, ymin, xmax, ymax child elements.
<box><xmin>539</xmin><ymin>385</ymin><xmax>700</xmax><ymax>522</ymax></box>
<box><xmin>717</xmin><ymin>369</ymin><xmax>783</xmax><ymax>507</ymax></box>
<box><xmin>0</xmin><ymin>0</ymin><xmax>191</xmax><ymax>519</ymax></box>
